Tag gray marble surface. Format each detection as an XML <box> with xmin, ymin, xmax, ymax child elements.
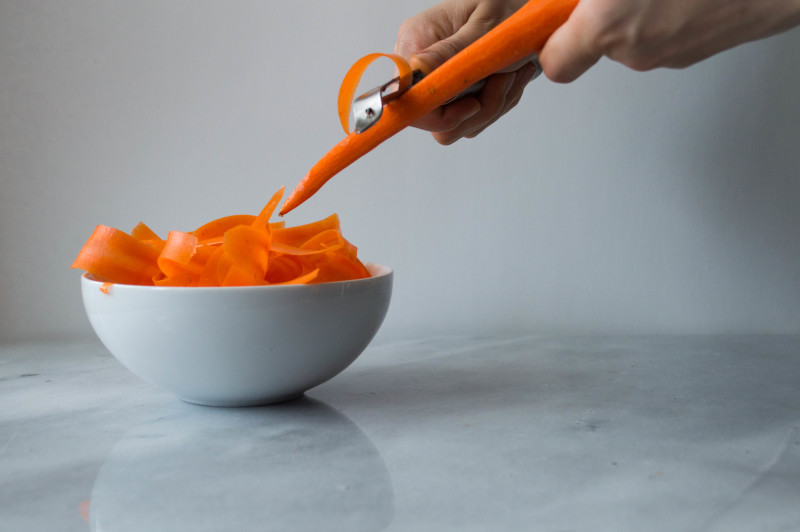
<box><xmin>1</xmin><ymin>336</ymin><xmax>799</xmax><ymax>531</ymax></box>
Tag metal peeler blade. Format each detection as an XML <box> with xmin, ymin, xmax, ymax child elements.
<box><xmin>352</xmin><ymin>70</ymin><xmax>424</xmax><ymax>134</ymax></box>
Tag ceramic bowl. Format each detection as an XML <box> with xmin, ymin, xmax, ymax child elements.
<box><xmin>81</xmin><ymin>263</ymin><xmax>392</xmax><ymax>406</ymax></box>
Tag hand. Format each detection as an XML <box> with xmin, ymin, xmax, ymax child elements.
<box><xmin>395</xmin><ymin>0</ymin><xmax>540</xmax><ymax>145</ymax></box>
<box><xmin>539</xmin><ymin>0</ymin><xmax>800</xmax><ymax>82</ymax></box>
<box><xmin>397</xmin><ymin>0</ymin><xmax>800</xmax><ymax>145</ymax></box>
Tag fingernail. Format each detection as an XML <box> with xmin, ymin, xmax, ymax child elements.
<box><xmin>411</xmin><ymin>52</ymin><xmax>440</xmax><ymax>74</ymax></box>
<box><xmin>441</xmin><ymin>136</ymin><xmax>460</xmax><ymax>146</ymax></box>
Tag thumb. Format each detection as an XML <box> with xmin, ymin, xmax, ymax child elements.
<box><xmin>538</xmin><ymin>6</ymin><xmax>601</xmax><ymax>83</ymax></box>
<box><xmin>410</xmin><ymin>23</ymin><xmax>490</xmax><ymax>74</ymax></box>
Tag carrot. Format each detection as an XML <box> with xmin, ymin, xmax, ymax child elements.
<box><xmin>72</xmin><ymin>187</ymin><xmax>372</xmax><ymax>289</ymax></box>
<box><xmin>252</xmin><ymin>186</ymin><xmax>285</xmax><ymax>230</ymax></box>
<box><xmin>271</xmin><ymin>213</ymin><xmax>340</xmax><ymax>247</ymax></box>
<box><xmin>221</xmin><ymin>225</ymin><xmax>270</xmax><ymax>281</ymax></box>
<box><xmin>157</xmin><ymin>231</ymin><xmax>200</xmax><ymax>278</ymax></box>
<box><xmin>154</xmin><ymin>272</ymin><xmax>194</xmax><ymax>287</ymax></box>
<box><xmin>197</xmin><ymin>246</ymin><xmax>225</xmax><ymax>287</ymax></box>
<box><xmin>312</xmin><ymin>252</ymin><xmax>370</xmax><ymax>283</ymax></box>
<box><xmin>275</xmin><ymin>269</ymin><xmax>320</xmax><ymax>285</ymax></box>
<box><xmin>193</xmin><ymin>215</ymin><xmax>256</xmax><ymax>241</ymax></box>
<box><xmin>130</xmin><ymin>222</ymin><xmax>161</xmax><ymax>242</ymax></box>
<box><xmin>264</xmin><ymin>254</ymin><xmax>305</xmax><ymax>283</ymax></box>
<box><xmin>280</xmin><ymin>0</ymin><xmax>577</xmax><ymax>215</ymax></box>
<box><xmin>72</xmin><ymin>225</ymin><xmax>161</xmax><ymax>285</ymax></box>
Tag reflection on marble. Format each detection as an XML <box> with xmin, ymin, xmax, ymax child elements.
<box><xmin>90</xmin><ymin>398</ymin><xmax>393</xmax><ymax>532</ymax></box>
<box><xmin>311</xmin><ymin>336</ymin><xmax>800</xmax><ymax>531</ymax></box>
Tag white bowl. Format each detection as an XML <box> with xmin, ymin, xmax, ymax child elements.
<box><xmin>81</xmin><ymin>263</ymin><xmax>392</xmax><ymax>406</ymax></box>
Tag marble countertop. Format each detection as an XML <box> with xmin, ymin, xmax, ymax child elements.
<box><xmin>2</xmin><ymin>335</ymin><xmax>799</xmax><ymax>531</ymax></box>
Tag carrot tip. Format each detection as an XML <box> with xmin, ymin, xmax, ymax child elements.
<box><xmin>279</xmin><ymin>194</ymin><xmax>297</xmax><ymax>216</ymax></box>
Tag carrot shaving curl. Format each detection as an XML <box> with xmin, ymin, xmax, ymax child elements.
<box><xmin>336</xmin><ymin>53</ymin><xmax>413</xmax><ymax>135</ymax></box>
<box><xmin>71</xmin><ymin>186</ymin><xmax>371</xmax><ymax>290</ymax></box>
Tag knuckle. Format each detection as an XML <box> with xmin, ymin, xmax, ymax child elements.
<box><xmin>593</xmin><ymin>17</ymin><xmax>670</xmax><ymax>71</ymax></box>
<box><xmin>444</xmin><ymin>115</ymin><xmax>467</xmax><ymax>131</ymax></box>
<box><xmin>396</xmin><ymin>18</ymin><xmax>431</xmax><ymax>54</ymax></box>
<box><xmin>397</xmin><ymin>16</ymin><xmax>420</xmax><ymax>39</ymax></box>
<box><xmin>433</xmin><ymin>37</ymin><xmax>465</xmax><ymax>62</ymax></box>
<box><xmin>484</xmin><ymin>97</ymin><xmax>505</xmax><ymax>116</ymax></box>
<box><xmin>616</xmin><ymin>44</ymin><xmax>665</xmax><ymax>71</ymax></box>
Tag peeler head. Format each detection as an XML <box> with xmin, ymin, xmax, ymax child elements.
<box><xmin>351</xmin><ymin>86</ymin><xmax>385</xmax><ymax>134</ymax></box>
<box><xmin>351</xmin><ymin>70</ymin><xmax>425</xmax><ymax>134</ymax></box>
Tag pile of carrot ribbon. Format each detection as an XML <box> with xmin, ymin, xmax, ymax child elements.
<box><xmin>72</xmin><ymin>187</ymin><xmax>370</xmax><ymax>290</ymax></box>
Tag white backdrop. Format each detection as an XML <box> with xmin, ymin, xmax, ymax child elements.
<box><xmin>2</xmin><ymin>0</ymin><xmax>799</xmax><ymax>343</ymax></box>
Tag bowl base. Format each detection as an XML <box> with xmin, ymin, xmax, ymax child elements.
<box><xmin>179</xmin><ymin>392</ymin><xmax>305</xmax><ymax>408</ymax></box>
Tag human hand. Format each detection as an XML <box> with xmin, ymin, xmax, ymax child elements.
<box><xmin>539</xmin><ymin>0</ymin><xmax>800</xmax><ymax>82</ymax></box>
<box><xmin>397</xmin><ymin>0</ymin><xmax>800</xmax><ymax>145</ymax></box>
<box><xmin>395</xmin><ymin>0</ymin><xmax>541</xmax><ymax>145</ymax></box>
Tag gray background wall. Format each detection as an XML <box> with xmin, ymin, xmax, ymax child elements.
<box><xmin>2</xmin><ymin>0</ymin><xmax>799</xmax><ymax>343</ymax></box>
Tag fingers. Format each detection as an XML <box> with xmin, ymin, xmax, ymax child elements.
<box><xmin>412</xmin><ymin>98</ymin><xmax>482</xmax><ymax>133</ymax></box>
<box><xmin>410</xmin><ymin>19</ymin><xmax>491</xmax><ymax>74</ymax></box>
<box><xmin>464</xmin><ymin>66</ymin><xmax>532</xmax><ymax>138</ymax></box>
<box><xmin>394</xmin><ymin>0</ymin><xmax>543</xmax><ymax>145</ymax></box>
<box><xmin>538</xmin><ymin>5</ymin><xmax>602</xmax><ymax>83</ymax></box>
<box><xmin>431</xmin><ymin>73</ymin><xmax>513</xmax><ymax>145</ymax></box>
<box><xmin>395</xmin><ymin>0</ymin><xmax>478</xmax><ymax>68</ymax></box>
<box><xmin>429</xmin><ymin>60</ymin><xmax>539</xmax><ymax>145</ymax></box>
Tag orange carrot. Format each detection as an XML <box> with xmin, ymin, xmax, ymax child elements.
<box><xmin>131</xmin><ymin>222</ymin><xmax>161</xmax><ymax>242</ymax></box>
<box><xmin>252</xmin><ymin>186</ymin><xmax>285</xmax><ymax>230</ymax></box>
<box><xmin>193</xmin><ymin>215</ymin><xmax>256</xmax><ymax>240</ymax></box>
<box><xmin>197</xmin><ymin>246</ymin><xmax>225</xmax><ymax>287</ymax></box>
<box><xmin>154</xmin><ymin>272</ymin><xmax>194</xmax><ymax>287</ymax></box>
<box><xmin>280</xmin><ymin>0</ymin><xmax>577</xmax><ymax>215</ymax></box>
<box><xmin>300</xmin><ymin>228</ymin><xmax>344</xmax><ymax>252</ymax></box>
<box><xmin>72</xmin><ymin>187</ymin><xmax>371</xmax><ymax>289</ymax></box>
<box><xmin>270</xmin><ymin>241</ymin><xmax>339</xmax><ymax>256</ymax></box>
<box><xmin>312</xmin><ymin>252</ymin><xmax>370</xmax><ymax>283</ymax></box>
<box><xmin>275</xmin><ymin>269</ymin><xmax>320</xmax><ymax>285</ymax></box>
<box><xmin>271</xmin><ymin>214</ymin><xmax>340</xmax><ymax>247</ymax></box>
<box><xmin>157</xmin><ymin>231</ymin><xmax>200</xmax><ymax>278</ymax></box>
<box><xmin>264</xmin><ymin>254</ymin><xmax>305</xmax><ymax>283</ymax></box>
<box><xmin>72</xmin><ymin>225</ymin><xmax>161</xmax><ymax>285</ymax></box>
<box><xmin>221</xmin><ymin>225</ymin><xmax>270</xmax><ymax>281</ymax></box>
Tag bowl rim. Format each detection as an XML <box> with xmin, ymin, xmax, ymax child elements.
<box><xmin>81</xmin><ymin>262</ymin><xmax>392</xmax><ymax>293</ymax></box>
